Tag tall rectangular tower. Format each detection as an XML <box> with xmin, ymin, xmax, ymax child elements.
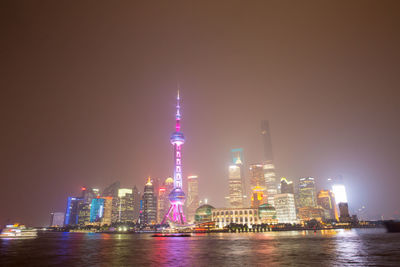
<box><xmin>143</xmin><ymin>178</ymin><xmax>157</xmax><ymax>225</ymax></box>
<box><xmin>249</xmin><ymin>164</ymin><xmax>266</xmax><ymax>208</ymax></box>
<box><xmin>186</xmin><ymin>175</ymin><xmax>199</xmax><ymax>223</ymax></box>
<box><xmin>228</xmin><ymin>148</ymin><xmax>246</xmax><ymax>208</ymax></box>
<box><xmin>261</xmin><ymin>121</ymin><xmax>278</xmax><ymax>206</ymax></box>
<box><xmin>298</xmin><ymin>177</ymin><xmax>317</xmax><ymax>208</ymax></box>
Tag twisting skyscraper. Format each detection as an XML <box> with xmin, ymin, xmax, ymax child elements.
<box><xmin>162</xmin><ymin>91</ymin><xmax>186</xmax><ymax>225</ymax></box>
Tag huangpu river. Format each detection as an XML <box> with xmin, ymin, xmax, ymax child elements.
<box><xmin>1</xmin><ymin>228</ymin><xmax>399</xmax><ymax>266</ymax></box>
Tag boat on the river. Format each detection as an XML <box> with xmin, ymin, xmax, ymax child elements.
<box><xmin>0</xmin><ymin>224</ymin><xmax>38</xmax><ymax>239</ymax></box>
<box><xmin>151</xmin><ymin>233</ymin><xmax>191</xmax><ymax>237</ymax></box>
<box><xmin>383</xmin><ymin>221</ymin><xmax>400</xmax><ymax>233</ymax></box>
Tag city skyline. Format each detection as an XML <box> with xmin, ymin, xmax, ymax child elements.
<box><xmin>1</xmin><ymin>1</ymin><xmax>400</xmax><ymax>226</ymax></box>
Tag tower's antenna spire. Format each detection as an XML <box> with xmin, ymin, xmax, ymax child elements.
<box><xmin>175</xmin><ymin>84</ymin><xmax>181</xmax><ymax>131</ymax></box>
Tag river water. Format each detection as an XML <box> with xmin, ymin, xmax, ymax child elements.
<box><xmin>1</xmin><ymin>228</ymin><xmax>399</xmax><ymax>266</ymax></box>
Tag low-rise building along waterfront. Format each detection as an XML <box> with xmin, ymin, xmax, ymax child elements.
<box><xmin>212</xmin><ymin>208</ymin><xmax>259</xmax><ymax>228</ymax></box>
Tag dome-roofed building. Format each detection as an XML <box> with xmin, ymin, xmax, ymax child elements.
<box><xmin>165</xmin><ymin>177</ymin><xmax>174</xmax><ymax>185</ymax></box>
<box><xmin>195</xmin><ymin>204</ymin><xmax>215</xmax><ymax>223</ymax></box>
<box><xmin>258</xmin><ymin>203</ymin><xmax>277</xmax><ymax>224</ymax></box>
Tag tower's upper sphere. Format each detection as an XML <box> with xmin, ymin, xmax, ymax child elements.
<box><xmin>170</xmin><ymin>131</ymin><xmax>185</xmax><ymax>144</ymax></box>
<box><xmin>169</xmin><ymin>187</ymin><xmax>186</xmax><ymax>204</ymax></box>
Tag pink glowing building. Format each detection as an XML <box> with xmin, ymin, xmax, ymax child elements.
<box><xmin>162</xmin><ymin>91</ymin><xmax>186</xmax><ymax>225</ymax></box>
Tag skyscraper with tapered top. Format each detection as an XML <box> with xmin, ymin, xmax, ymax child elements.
<box><xmin>261</xmin><ymin>120</ymin><xmax>278</xmax><ymax>206</ymax></box>
<box><xmin>142</xmin><ymin>177</ymin><xmax>157</xmax><ymax>225</ymax></box>
<box><xmin>228</xmin><ymin>149</ymin><xmax>246</xmax><ymax>208</ymax></box>
<box><xmin>162</xmin><ymin>91</ymin><xmax>186</xmax><ymax>225</ymax></box>
<box><xmin>249</xmin><ymin>164</ymin><xmax>266</xmax><ymax>208</ymax></box>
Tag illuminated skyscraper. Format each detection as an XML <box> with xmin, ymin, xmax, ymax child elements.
<box><xmin>102</xmin><ymin>181</ymin><xmax>120</xmax><ymax>223</ymax></box>
<box><xmin>81</xmin><ymin>186</ymin><xmax>98</xmax><ymax>203</ymax></box>
<box><xmin>162</xmin><ymin>91</ymin><xmax>187</xmax><ymax>225</ymax></box>
<box><xmin>117</xmin><ymin>188</ymin><xmax>134</xmax><ymax>223</ymax></box>
<box><xmin>228</xmin><ymin>162</ymin><xmax>245</xmax><ymax>208</ymax></box>
<box><xmin>298</xmin><ymin>177</ymin><xmax>317</xmax><ymax>208</ymax></box>
<box><xmin>332</xmin><ymin>184</ymin><xmax>348</xmax><ymax>204</ymax></box>
<box><xmin>143</xmin><ymin>178</ymin><xmax>157</xmax><ymax>225</ymax></box>
<box><xmin>157</xmin><ymin>186</ymin><xmax>168</xmax><ymax>224</ymax></box>
<box><xmin>186</xmin><ymin>175</ymin><xmax>199</xmax><ymax>223</ymax></box>
<box><xmin>89</xmin><ymin>196</ymin><xmax>113</xmax><ymax>226</ymax></box>
<box><xmin>77</xmin><ymin>202</ymin><xmax>91</xmax><ymax>225</ymax></box>
<box><xmin>280</xmin><ymin>177</ymin><xmax>294</xmax><ymax>194</ymax></box>
<box><xmin>102</xmin><ymin>181</ymin><xmax>120</xmax><ymax>198</ymax></box>
<box><xmin>132</xmin><ymin>186</ymin><xmax>141</xmax><ymax>221</ymax></box>
<box><xmin>78</xmin><ymin>187</ymin><xmax>97</xmax><ymax>225</ymax></box>
<box><xmin>102</xmin><ymin>197</ymin><xmax>113</xmax><ymax>225</ymax></box>
<box><xmin>249</xmin><ymin>164</ymin><xmax>265</xmax><ymax>208</ymax></box>
<box><xmin>338</xmin><ymin>202</ymin><xmax>351</xmax><ymax>222</ymax></box>
<box><xmin>274</xmin><ymin>193</ymin><xmax>297</xmax><ymax>224</ymax></box>
<box><xmin>90</xmin><ymin>198</ymin><xmax>105</xmax><ymax>223</ymax></box>
<box><xmin>317</xmin><ymin>190</ymin><xmax>339</xmax><ymax>221</ymax></box>
<box><xmin>227</xmin><ymin>148</ymin><xmax>246</xmax><ymax>208</ymax></box>
<box><xmin>231</xmin><ymin>148</ymin><xmax>244</xmax><ymax>165</ymax></box>
<box><xmin>261</xmin><ymin>120</ymin><xmax>278</xmax><ymax>206</ymax></box>
<box><xmin>157</xmin><ymin>177</ymin><xmax>174</xmax><ymax>223</ymax></box>
<box><xmin>263</xmin><ymin>162</ymin><xmax>278</xmax><ymax>206</ymax></box>
<box><xmin>64</xmin><ymin>197</ymin><xmax>82</xmax><ymax>226</ymax></box>
<box><xmin>331</xmin><ymin>180</ymin><xmax>351</xmax><ymax>222</ymax></box>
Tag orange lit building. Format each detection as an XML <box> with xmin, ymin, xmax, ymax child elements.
<box><xmin>317</xmin><ymin>190</ymin><xmax>339</xmax><ymax>221</ymax></box>
<box><xmin>249</xmin><ymin>164</ymin><xmax>266</xmax><ymax>208</ymax></box>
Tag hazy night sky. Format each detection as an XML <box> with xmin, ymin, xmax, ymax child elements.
<box><xmin>1</xmin><ymin>1</ymin><xmax>399</xmax><ymax>226</ymax></box>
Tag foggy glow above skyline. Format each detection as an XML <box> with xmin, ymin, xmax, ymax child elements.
<box><xmin>332</xmin><ymin>185</ymin><xmax>348</xmax><ymax>204</ymax></box>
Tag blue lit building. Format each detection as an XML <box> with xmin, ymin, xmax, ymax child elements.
<box><xmin>65</xmin><ymin>197</ymin><xmax>83</xmax><ymax>226</ymax></box>
<box><xmin>231</xmin><ymin>148</ymin><xmax>244</xmax><ymax>165</ymax></box>
<box><xmin>90</xmin><ymin>198</ymin><xmax>105</xmax><ymax>222</ymax></box>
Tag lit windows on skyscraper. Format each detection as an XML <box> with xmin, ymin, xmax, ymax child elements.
<box><xmin>228</xmin><ymin>164</ymin><xmax>245</xmax><ymax>208</ymax></box>
<box><xmin>157</xmin><ymin>177</ymin><xmax>174</xmax><ymax>224</ymax></box>
<box><xmin>142</xmin><ymin>178</ymin><xmax>157</xmax><ymax>225</ymax></box>
<box><xmin>317</xmin><ymin>190</ymin><xmax>339</xmax><ymax>221</ymax></box>
<box><xmin>298</xmin><ymin>177</ymin><xmax>317</xmax><ymax>208</ymax></box>
<box><xmin>227</xmin><ymin>148</ymin><xmax>246</xmax><ymax>208</ymax></box>
<box><xmin>338</xmin><ymin>202</ymin><xmax>351</xmax><ymax>222</ymax></box>
<box><xmin>280</xmin><ymin>177</ymin><xmax>294</xmax><ymax>194</ymax></box>
<box><xmin>186</xmin><ymin>175</ymin><xmax>199</xmax><ymax>223</ymax></box>
<box><xmin>263</xmin><ymin>162</ymin><xmax>278</xmax><ymax>206</ymax></box>
<box><xmin>249</xmin><ymin>164</ymin><xmax>266</xmax><ymax>208</ymax></box>
<box><xmin>64</xmin><ymin>197</ymin><xmax>82</xmax><ymax>226</ymax></box>
<box><xmin>77</xmin><ymin>202</ymin><xmax>91</xmax><ymax>225</ymax></box>
<box><xmin>260</xmin><ymin>120</ymin><xmax>278</xmax><ymax>206</ymax></box>
<box><xmin>274</xmin><ymin>193</ymin><xmax>297</xmax><ymax>224</ymax></box>
<box><xmin>117</xmin><ymin>188</ymin><xmax>134</xmax><ymax>223</ymax></box>
<box><xmin>90</xmin><ymin>198</ymin><xmax>105</xmax><ymax>223</ymax></box>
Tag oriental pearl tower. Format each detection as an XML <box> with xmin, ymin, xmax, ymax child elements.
<box><xmin>162</xmin><ymin>91</ymin><xmax>186</xmax><ymax>225</ymax></box>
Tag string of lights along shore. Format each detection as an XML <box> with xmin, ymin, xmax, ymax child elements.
<box><xmin>58</xmin><ymin>92</ymin><xmax>357</xmax><ymax>231</ymax></box>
